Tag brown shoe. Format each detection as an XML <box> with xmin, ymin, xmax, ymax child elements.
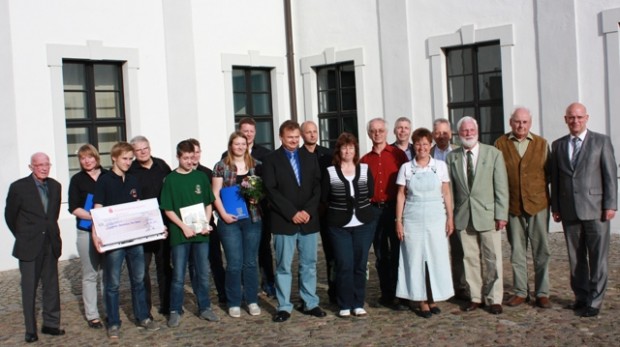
<box><xmin>463</xmin><ymin>302</ymin><xmax>481</xmax><ymax>312</ymax></box>
<box><xmin>506</xmin><ymin>295</ymin><xmax>526</xmax><ymax>307</ymax></box>
<box><xmin>536</xmin><ymin>296</ymin><xmax>552</xmax><ymax>309</ymax></box>
<box><xmin>489</xmin><ymin>304</ymin><xmax>503</xmax><ymax>314</ymax></box>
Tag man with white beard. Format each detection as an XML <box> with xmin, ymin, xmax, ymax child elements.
<box><xmin>445</xmin><ymin>117</ymin><xmax>509</xmax><ymax>315</ymax></box>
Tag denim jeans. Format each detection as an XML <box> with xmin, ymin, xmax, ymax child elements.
<box><xmin>104</xmin><ymin>244</ymin><xmax>149</xmax><ymax>327</ymax></box>
<box><xmin>219</xmin><ymin>218</ymin><xmax>262</xmax><ymax>307</ymax></box>
<box><xmin>273</xmin><ymin>232</ymin><xmax>319</xmax><ymax>312</ymax></box>
<box><xmin>170</xmin><ymin>241</ymin><xmax>211</xmax><ymax>314</ymax></box>
<box><xmin>329</xmin><ymin>222</ymin><xmax>376</xmax><ymax>310</ymax></box>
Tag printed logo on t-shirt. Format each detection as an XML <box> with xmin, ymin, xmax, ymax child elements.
<box><xmin>130</xmin><ymin>188</ymin><xmax>138</xmax><ymax>199</ymax></box>
<box><xmin>195</xmin><ymin>185</ymin><xmax>202</xmax><ymax>195</ymax></box>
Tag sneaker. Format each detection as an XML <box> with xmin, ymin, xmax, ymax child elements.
<box><xmin>167</xmin><ymin>311</ymin><xmax>181</xmax><ymax>328</ymax></box>
<box><xmin>138</xmin><ymin>318</ymin><xmax>160</xmax><ymax>331</ymax></box>
<box><xmin>353</xmin><ymin>308</ymin><xmax>368</xmax><ymax>317</ymax></box>
<box><xmin>107</xmin><ymin>325</ymin><xmax>120</xmax><ymax>339</ymax></box>
<box><xmin>200</xmin><ymin>308</ymin><xmax>220</xmax><ymax>322</ymax></box>
<box><xmin>248</xmin><ymin>303</ymin><xmax>261</xmax><ymax>316</ymax></box>
<box><xmin>338</xmin><ymin>309</ymin><xmax>351</xmax><ymax>318</ymax></box>
<box><xmin>228</xmin><ymin>306</ymin><xmax>241</xmax><ymax>318</ymax></box>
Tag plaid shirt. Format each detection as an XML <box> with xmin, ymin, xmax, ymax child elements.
<box><xmin>213</xmin><ymin>159</ymin><xmax>262</xmax><ymax>222</ymax></box>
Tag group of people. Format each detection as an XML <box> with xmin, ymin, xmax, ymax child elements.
<box><xmin>5</xmin><ymin>102</ymin><xmax>617</xmax><ymax>343</ymax></box>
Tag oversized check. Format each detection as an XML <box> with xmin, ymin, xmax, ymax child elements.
<box><xmin>91</xmin><ymin>198</ymin><xmax>166</xmax><ymax>252</ymax></box>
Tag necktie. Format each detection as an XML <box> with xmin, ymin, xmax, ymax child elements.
<box><xmin>571</xmin><ymin>137</ymin><xmax>582</xmax><ymax>168</ymax></box>
<box><xmin>38</xmin><ymin>182</ymin><xmax>49</xmax><ymax>213</ymax></box>
<box><xmin>466</xmin><ymin>150</ymin><xmax>474</xmax><ymax>190</ymax></box>
<box><xmin>289</xmin><ymin>151</ymin><xmax>301</xmax><ymax>186</ymax></box>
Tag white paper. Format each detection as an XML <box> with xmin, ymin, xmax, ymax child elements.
<box><xmin>91</xmin><ymin>198</ymin><xmax>166</xmax><ymax>252</ymax></box>
<box><xmin>179</xmin><ymin>202</ymin><xmax>211</xmax><ymax>233</ymax></box>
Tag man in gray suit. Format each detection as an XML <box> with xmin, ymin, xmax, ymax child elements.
<box><xmin>446</xmin><ymin>116</ymin><xmax>509</xmax><ymax>315</ymax></box>
<box><xmin>551</xmin><ymin>102</ymin><xmax>617</xmax><ymax>317</ymax></box>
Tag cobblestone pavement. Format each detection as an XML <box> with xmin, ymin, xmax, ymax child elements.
<box><xmin>0</xmin><ymin>232</ymin><xmax>619</xmax><ymax>346</ymax></box>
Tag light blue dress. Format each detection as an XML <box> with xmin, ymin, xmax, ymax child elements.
<box><xmin>396</xmin><ymin>160</ymin><xmax>454</xmax><ymax>301</ymax></box>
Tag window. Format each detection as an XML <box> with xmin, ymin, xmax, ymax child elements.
<box><xmin>63</xmin><ymin>60</ymin><xmax>126</xmax><ymax>176</ymax></box>
<box><xmin>232</xmin><ymin>67</ymin><xmax>274</xmax><ymax>149</ymax></box>
<box><xmin>315</xmin><ymin>62</ymin><xmax>357</xmax><ymax>149</ymax></box>
<box><xmin>445</xmin><ymin>42</ymin><xmax>504</xmax><ymax>144</ymax></box>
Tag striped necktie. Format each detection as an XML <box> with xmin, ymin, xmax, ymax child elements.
<box><xmin>288</xmin><ymin>151</ymin><xmax>301</xmax><ymax>186</ymax></box>
<box><xmin>466</xmin><ymin>150</ymin><xmax>474</xmax><ymax>190</ymax></box>
<box><xmin>571</xmin><ymin>137</ymin><xmax>582</xmax><ymax>168</ymax></box>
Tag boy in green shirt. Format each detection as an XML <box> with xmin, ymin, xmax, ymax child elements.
<box><xmin>160</xmin><ymin>140</ymin><xmax>218</xmax><ymax>327</ymax></box>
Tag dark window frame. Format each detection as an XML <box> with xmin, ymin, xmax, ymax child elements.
<box><xmin>232</xmin><ymin>66</ymin><xmax>275</xmax><ymax>150</ymax></box>
<box><xmin>444</xmin><ymin>41</ymin><xmax>504</xmax><ymax>144</ymax></box>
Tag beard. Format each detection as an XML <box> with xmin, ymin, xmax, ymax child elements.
<box><xmin>459</xmin><ymin>135</ymin><xmax>478</xmax><ymax>149</ymax></box>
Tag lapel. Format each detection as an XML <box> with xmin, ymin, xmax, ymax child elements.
<box><xmin>470</xmin><ymin>145</ymin><xmax>487</xmax><ymax>192</ymax></box>
<box><xmin>450</xmin><ymin>149</ymin><xmax>469</xmax><ymax>193</ymax></box>
<box><xmin>28</xmin><ymin>174</ymin><xmax>48</xmax><ymax>217</ymax></box>
<box><xmin>556</xmin><ymin>135</ymin><xmax>573</xmax><ymax>173</ymax></box>
<box><xmin>573</xmin><ymin>131</ymin><xmax>590</xmax><ymax>173</ymax></box>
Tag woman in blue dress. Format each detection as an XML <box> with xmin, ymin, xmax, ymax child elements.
<box><xmin>394</xmin><ymin>128</ymin><xmax>454</xmax><ymax>318</ymax></box>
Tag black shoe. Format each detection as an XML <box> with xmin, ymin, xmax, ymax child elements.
<box><xmin>25</xmin><ymin>333</ymin><xmax>38</xmax><ymax>343</ymax></box>
<box><xmin>418</xmin><ymin>310</ymin><xmax>432</xmax><ymax>318</ymax></box>
<box><xmin>430</xmin><ymin>306</ymin><xmax>441</xmax><ymax>314</ymax></box>
<box><xmin>581</xmin><ymin>307</ymin><xmax>600</xmax><ymax>317</ymax></box>
<box><xmin>273</xmin><ymin>310</ymin><xmax>291</xmax><ymax>322</ymax></box>
<box><xmin>567</xmin><ymin>301</ymin><xmax>588</xmax><ymax>311</ymax></box>
<box><xmin>41</xmin><ymin>326</ymin><xmax>65</xmax><ymax>336</ymax></box>
<box><xmin>87</xmin><ymin>319</ymin><xmax>104</xmax><ymax>329</ymax></box>
<box><xmin>377</xmin><ymin>297</ymin><xmax>394</xmax><ymax>308</ymax></box>
<box><xmin>489</xmin><ymin>304</ymin><xmax>503</xmax><ymax>315</ymax></box>
<box><xmin>393</xmin><ymin>303</ymin><xmax>410</xmax><ymax>311</ymax></box>
<box><xmin>304</xmin><ymin>307</ymin><xmax>327</xmax><ymax>318</ymax></box>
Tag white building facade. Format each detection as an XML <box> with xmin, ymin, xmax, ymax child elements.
<box><xmin>1</xmin><ymin>0</ymin><xmax>619</xmax><ymax>270</ymax></box>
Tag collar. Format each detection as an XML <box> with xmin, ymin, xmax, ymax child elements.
<box><xmin>462</xmin><ymin>143</ymin><xmax>479</xmax><ymax>157</ymax></box>
<box><xmin>571</xmin><ymin>129</ymin><xmax>588</xmax><ymax>142</ymax></box>
<box><xmin>412</xmin><ymin>157</ymin><xmax>435</xmax><ymax>168</ymax></box>
<box><xmin>508</xmin><ymin>132</ymin><xmax>533</xmax><ymax>142</ymax></box>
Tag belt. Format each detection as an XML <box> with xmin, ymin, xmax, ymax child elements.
<box><xmin>371</xmin><ymin>201</ymin><xmax>393</xmax><ymax>208</ymax></box>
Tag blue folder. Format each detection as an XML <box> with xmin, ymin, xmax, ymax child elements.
<box><xmin>78</xmin><ymin>193</ymin><xmax>94</xmax><ymax>229</ymax></box>
<box><xmin>220</xmin><ymin>185</ymin><xmax>249</xmax><ymax>220</ymax></box>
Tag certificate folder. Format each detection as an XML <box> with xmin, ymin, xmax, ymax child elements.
<box><xmin>78</xmin><ymin>193</ymin><xmax>94</xmax><ymax>229</ymax></box>
<box><xmin>220</xmin><ymin>185</ymin><xmax>249</xmax><ymax>220</ymax></box>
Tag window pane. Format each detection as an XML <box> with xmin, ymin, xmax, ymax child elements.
<box><xmin>319</xmin><ymin>90</ymin><xmax>338</xmax><ymax>113</ymax></box>
<box><xmin>317</xmin><ymin>66</ymin><xmax>337</xmax><ymax>91</ymax></box>
<box><xmin>477</xmin><ymin>45</ymin><xmax>501</xmax><ymax>73</ymax></box>
<box><xmin>478</xmin><ymin>73</ymin><xmax>502</xmax><ymax>100</ymax></box>
<box><xmin>64</xmin><ymin>91</ymin><xmax>88</xmax><ymax>119</ymax></box>
<box><xmin>97</xmin><ymin>126</ymin><xmax>124</xmax><ymax>157</ymax></box>
<box><xmin>450</xmin><ymin>107</ymin><xmax>475</xmax><ymax>135</ymax></box>
<box><xmin>94</xmin><ymin>65</ymin><xmax>120</xmax><ymax>91</ymax></box>
<box><xmin>478</xmin><ymin>106</ymin><xmax>504</xmax><ymax>144</ymax></box>
<box><xmin>232</xmin><ymin>69</ymin><xmax>246</xmax><ymax>92</ymax></box>
<box><xmin>251</xmin><ymin>70</ymin><xmax>269</xmax><ymax>92</ymax></box>
<box><xmin>342</xmin><ymin>115</ymin><xmax>358</xmax><ymax>136</ymax></box>
<box><xmin>340</xmin><ymin>64</ymin><xmax>355</xmax><ymax>87</ymax></box>
<box><xmin>251</xmin><ymin>93</ymin><xmax>271</xmax><ymax>115</ymax></box>
<box><xmin>66</xmin><ymin>127</ymin><xmax>90</xmax><ymax>154</ymax></box>
<box><xmin>63</xmin><ymin>63</ymin><xmax>85</xmax><ymax>90</ymax></box>
<box><xmin>448</xmin><ymin>76</ymin><xmax>474</xmax><ymax>102</ymax></box>
<box><xmin>319</xmin><ymin>117</ymin><xmax>340</xmax><ymax>149</ymax></box>
<box><xmin>95</xmin><ymin>91</ymin><xmax>121</xmax><ymax>118</ymax></box>
<box><xmin>447</xmin><ymin>48</ymin><xmax>473</xmax><ymax>76</ymax></box>
<box><xmin>234</xmin><ymin>93</ymin><xmax>247</xmax><ymax>115</ymax></box>
<box><xmin>255</xmin><ymin>120</ymin><xmax>274</xmax><ymax>150</ymax></box>
<box><xmin>341</xmin><ymin>89</ymin><xmax>357</xmax><ymax>111</ymax></box>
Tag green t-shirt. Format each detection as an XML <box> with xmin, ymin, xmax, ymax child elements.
<box><xmin>160</xmin><ymin>170</ymin><xmax>215</xmax><ymax>247</ymax></box>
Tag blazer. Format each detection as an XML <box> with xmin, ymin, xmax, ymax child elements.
<box><xmin>430</xmin><ymin>143</ymin><xmax>459</xmax><ymax>159</ymax></box>
<box><xmin>262</xmin><ymin>146</ymin><xmax>321</xmax><ymax>235</ymax></box>
<box><xmin>5</xmin><ymin>174</ymin><xmax>62</xmax><ymax>261</ymax></box>
<box><xmin>551</xmin><ymin>130</ymin><xmax>618</xmax><ymax>221</ymax></box>
<box><xmin>446</xmin><ymin>143</ymin><xmax>509</xmax><ymax>231</ymax></box>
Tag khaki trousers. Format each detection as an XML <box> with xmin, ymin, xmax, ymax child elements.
<box><xmin>459</xmin><ymin>228</ymin><xmax>503</xmax><ymax>305</ymax></box>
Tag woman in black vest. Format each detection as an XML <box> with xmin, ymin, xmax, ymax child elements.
<box><xmin>321</xmin><ymin>132</ymin><xmax>376</xmax><ymax>318</ymax></box>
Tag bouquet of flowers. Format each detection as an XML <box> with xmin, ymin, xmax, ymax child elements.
<box><xmin>240</xmin><ymin>175</ymin><xmax>265</xmax><ymax>204</ymax></box>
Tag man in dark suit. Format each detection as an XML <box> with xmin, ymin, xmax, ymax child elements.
<box><xmin>300</xmin><ymin>120</ymin><xmax>334</xmax><ymax>302</ymax></box>
<box><xmin>263</xmin><ymin>120</ymin><xmax>326</xmax><ymax>322</ymax></box>
<box><xmin>551</xmin><ymin>102</ymin><xmax>618</xmax><ymax>317</ymax></box>
<box><xmin>5</xmin><ymin>152</ymin><xmax>65</xmax><ymax>343</ymax></box>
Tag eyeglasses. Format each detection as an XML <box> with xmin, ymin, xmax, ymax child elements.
<box><xmin>135</xmin><ymin>147</ymin><xmax>150</xmax><ymax>153</ymax></box>
<box><xmin>32</xmin><ymin>163</ymin><xmax>52</xmax><ymax>168</ymax></box>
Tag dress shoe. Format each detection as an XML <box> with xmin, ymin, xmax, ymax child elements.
<box><xmin>463</xmin><ymin>302</ymin><xmax>481</xmax><ymax>312</ymax></box>
<box><xmin>25</xmin><ymin>333</ymin><xmax>38</xmax><ymax>343</ymax></box>
<box><xmin>567</xmin><ymin>301</ymin><xmax>588</xmax><ymax>311</ymax></box>
<box><xmin>41</xmin><ymin>326</ymin><xmax>66</xmax><ymax>336</ymax></box>
<box><xmin>536</xmin><ymin>296</ymin><xmax>552</xmax><ymax>309</ymax></box>
<box><xmin>506</xmin><ymin>295</ymin><xmax>526</xmax><ymax>307</ymax></box>
<box><xmin>304</xmin><ymin>307</ymin><xmax>327</xmax><ymax>318</ymax></box>
<box><xmin>489</xmin><ymin>304</ymin><xmax>503</xmax><ymax>315</ymax></box>
<box><xmin>430</xmin><ymin>306</ymin><xmax>441</xmax><ymax>315</ymax></box>
<box><xmin>273</xmin><ymin>310</ymin><xmax>291</xmax><ymax>322</ymax></box>
<box><xmin>581</xmin><ymin>307</ymin><xmax>600</xmax><ymax>317</ymax></box>
<box><xmin>418</xmin><ymin>310</ymin><xmax>432</xmax><ymax>318</ymax></box>
<box><xmin>393</xmin><ymin>302</ymin><xmax>410</xmax><ymax>311</ymax></box>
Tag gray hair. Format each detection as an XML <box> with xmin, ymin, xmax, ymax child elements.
<box><xmin>394</xmin><ymin>117</ymin><xmax>411</xmax><ymax>127</ymax></box>
<box><xmin>433</xmin><ymin>118</ymin><xmax>451</xmax><ymax>128</ymax></box>
<box><xmin>130</xmin><ymin>135</ymin><xmax>150</xmax><ymax>145</ymax></box>
<box><xmin>366</xmin><ymin>117</ymin><xmax>388</xmax><ymax>134</ymax></box>
<box><xmin>510</xmin><ymin>107</ymin><xmax>532</xmax><ymax>120</ymax></box>
<box><xmin>456</xmin><ymin>116</ymin><xmax>478</xmax><ymax>131</ymax></box>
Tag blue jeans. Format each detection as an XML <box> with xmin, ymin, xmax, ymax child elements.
<box><xmin>329</xmin><ymin>222</ymin><xmax>376</xmax><ymax>310</ymax></box>
<box><xmin>170</xmin><ymin>242</ymin><xmax>211</xmax><ymax>314</ymax></box>
<box><xmin>104</xmin><ymin>245</ymin><xmax>149</xmax><ymax>327</ymax></box>
<box><xmin>219</xmin><ymin>218</ymin><xmax>262</xmax><ymax>307</ymax></box>
<box><xmin>273</xmin><ymin>232</ymin><xmax>319</xmax><ymax>312</ymax></box>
